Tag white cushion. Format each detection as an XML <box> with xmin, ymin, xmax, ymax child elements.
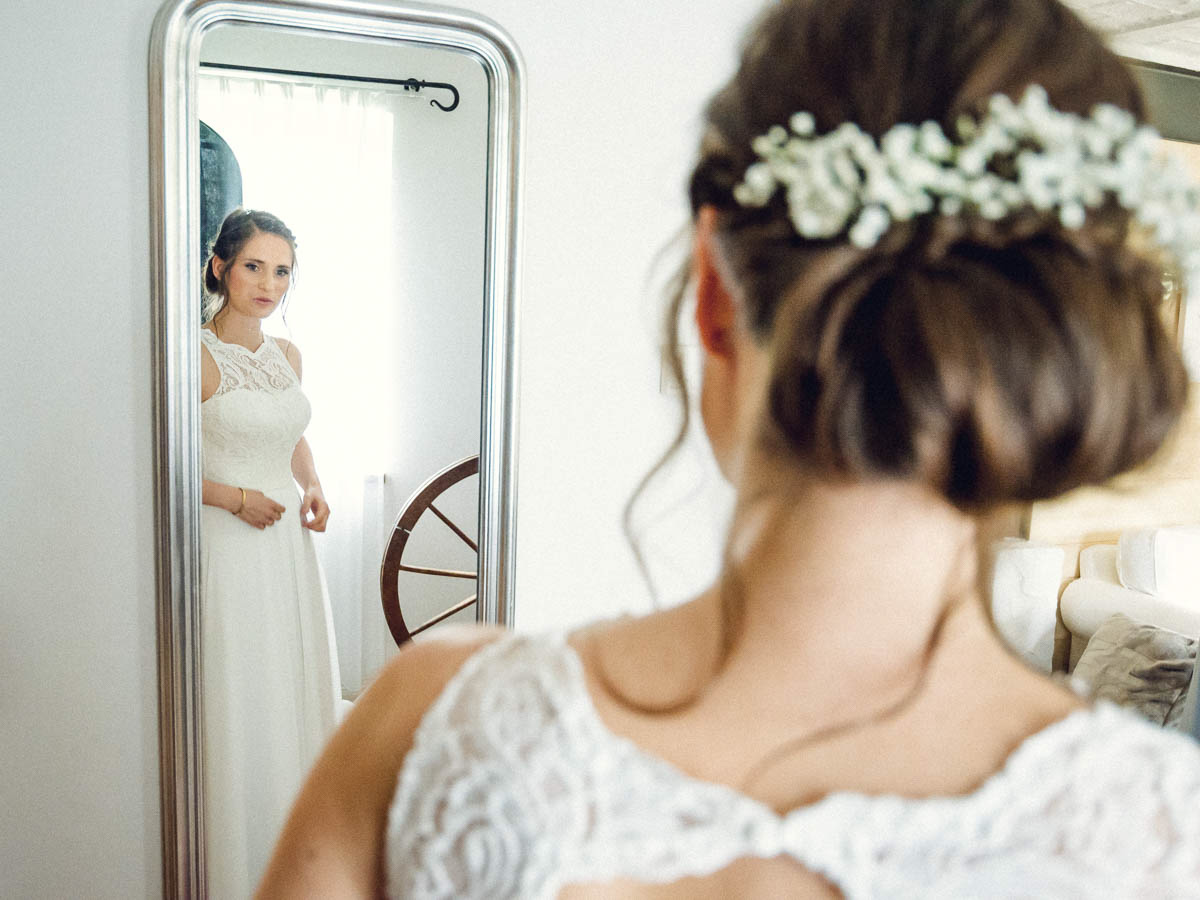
<box><xmin>1117</xmin><ymin>525</ymin><xmax>1200</xmax><ymax>600</ymax></box>
<box><xmin>1078</xmin><ymin>542</ymin><xmax>1119</xmax><ymax>583</ymax></box>
<box><xmin>1060</xmin><ymin>577</ymin><xmax>1200</xmax><ymax>644</ymax></box>
<box><xmin>990</xmin><ymin>538</ymin><xmax>1063</xmax><ymax>672</ymax></box>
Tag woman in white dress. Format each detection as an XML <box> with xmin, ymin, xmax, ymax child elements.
<box><xmin>199</xmin><ymin>208</ymin><xmax>340</xmax><ymax>897</ymax></box>
<box><xmin>260</xmin><ymin>1</ymin><xmax>1200</xmax><ymax>897</ymax></box>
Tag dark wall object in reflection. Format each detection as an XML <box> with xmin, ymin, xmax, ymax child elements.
<box><xmin>199</xmin><ymin>120</ymin><xmax>244</xmax><ymax>297</ymax></box>
<box><xmin>380</xmin><ymin>454</ymin><xmax>480</xmax><ymax>645</ymax></box>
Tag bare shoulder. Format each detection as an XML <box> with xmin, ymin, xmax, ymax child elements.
<box><xmin>256</xmin><ymin>626</ymin><xmax>508</xmax><ymax>896</ymax></box>
<box><xmin>199</xmin><ymin>339</ymin><xmax>220</xmax><ymax>402</ymax></box>
<box><xmin>273</xmin><ymin>335</ymin><xmax>302</xmax><ymax>377</ymax></box>
<box><xmin>314</xmin><ymin>627</ymin><xmax>506</xmax><ymax>802</ymax></box>
<box><xmin>303</xmin><ymin>626</ymin><xmax>509</xmax><ymax>787</ymax></box>
<box><xmin>377</xmin><ymin>625</ymin><xmax>506</xmax><ymax>689</ymax></box>
<box><xmin>362</xmin><ymin>625</ymin><xmax>507</xmax><ymax>733</ymax></box>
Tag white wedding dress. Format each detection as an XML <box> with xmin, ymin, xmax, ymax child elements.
<box><xmin>200</xmin><ymin>329</ymin><xmax>341</xmax><ymax>897</ymax></box>
<box><xmin>387</xmin><ymin>633</ymin><xmax>1200</xmax><ymax>899</ymax></box>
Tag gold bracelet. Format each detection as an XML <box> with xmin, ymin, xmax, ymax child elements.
<box><xmin>232</xmin><ymin>487</ymin><xmax>246</xmax><ymax>516</ymax></box>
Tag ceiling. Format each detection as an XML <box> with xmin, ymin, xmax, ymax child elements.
<box><xmin>1066</xmin><ymin>0</ymin><xmax>1200</xmax><ymax>71</ymax></box>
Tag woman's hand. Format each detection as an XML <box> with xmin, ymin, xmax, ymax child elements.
<box><xmin>300</xmin><ymin>486</ymin><xmax>330</xmax><ymax>532</ymax></box>
<box><xmin>290</xmin><ymin>437</ymin><xmax>329</xmax><ymax>531</ymax></box>
<box><xmin>237</xmin><ymin>489</ymin><xmax>287</xmax><ymax>530</ymax></box>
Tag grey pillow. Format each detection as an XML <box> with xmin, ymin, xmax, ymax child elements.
<box><xmin>1073</xmin><ymin>613</ymin><xmax>1196</xmax><ymax>728</ymax></box>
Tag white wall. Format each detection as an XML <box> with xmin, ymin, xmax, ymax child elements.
<box><xmin>478</xmin><ymin>0</ymin><xmax>754</xmax><ymax>629</ymax></box>
<box><xmin>1</xmin><ymin>0</ymin><xmax>166</xmax><ymax>896</ymax></box>
<box><xmin>1</xmin><ymin>0</ymin><xmax>757</xmax><ymax>894</ymax></box>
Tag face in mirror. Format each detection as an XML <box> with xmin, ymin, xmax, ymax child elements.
<box><xmin>207</xmin><ymin>232</ymin><xmax>293</xmax><ymax>325</ymax></box>
<box><xmin>195</xmin><ymin>22</ymin><xmax>489</xmax><ymax>895</ymax></box>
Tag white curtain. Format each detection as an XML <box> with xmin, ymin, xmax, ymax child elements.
<box><xmin>199</xmin><ymin>73</ymin><xmax>400</xmax><ymax>696</ymax></box>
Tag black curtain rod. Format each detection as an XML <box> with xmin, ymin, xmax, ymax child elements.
<box><xmin>200</xmin><ymin>62</ymin><xmax>459</xmax><ymax>111</ymax></box>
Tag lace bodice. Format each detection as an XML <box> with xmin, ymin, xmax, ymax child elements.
<box><xmin>386</xmin><ymin>633</ymin><xmax>1200</xmax><ymax>899</ymax></box>
<box><xmin>200</xmin><ymin>329</ymin><xmax>310</xmax><ymax>490</ymax></box>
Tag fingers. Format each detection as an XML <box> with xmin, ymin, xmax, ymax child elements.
<box><xmin>254</xmin><ymin>508</ymin><xmax>284</xmax><ymax>528</ymax></box>
<box><xmin>236</xmin><ymin>491</ymin><xmax>285</xmax><ymax>529</ymax></box>
<box><xmin>243</xmin><ymin>512</ymin><xmax>275</xmax><ymax>529</ymax></box>
<box><xmin>301</xmin><ymin>500</ymin><xmax>330</xmax><ymax>532</ymax></box>
<box><xmin>236</xmin><ymin>509</ymin><xmax>270</xmax><ymax>530</ymax></box>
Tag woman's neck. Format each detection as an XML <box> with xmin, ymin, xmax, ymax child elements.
<box><xmin>712</xmin><ymin>470</ymin><xmax>984</xmax><ymax>698</ymax></box>
<box><xmin>212</xmin><ymin>308</ymin><xmax>263</xmax><ymax>350</ymax></box>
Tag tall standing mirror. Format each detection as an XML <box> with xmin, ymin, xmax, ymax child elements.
<box><xmin>149</xmin><ymin>1</ymin><xmax>522</xmax><ymax>894</ymax></box>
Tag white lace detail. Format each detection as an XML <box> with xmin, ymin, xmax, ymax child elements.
<box><xmin>202</xmin><ymin>329</ymin><xmax>298</xmax><ymax>397</ymax></box>
<box><xmin>386</xmin><ymin>634</ymin><xmax>1200</xmax><ymax>899</ymax></box>
<box><xmin>200</xmin><ymin>330</ymin><xmax>310</xmax><ymax>489</ymax></box>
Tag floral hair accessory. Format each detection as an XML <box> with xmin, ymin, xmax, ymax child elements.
<box><xmin>732</xmin><ymin>85</ymin><xmax>1200</xmax><ymax>284</ymax></box>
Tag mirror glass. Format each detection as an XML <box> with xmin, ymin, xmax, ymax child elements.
<box><xmin>198</xmin><ymin>22</ymin><xmax>487</xmax><ymax>696</ymax></box>
<box><xmin>197</xmin><ymin>24</ymin><xmax>488</xmax><ymax>893</ymax></box>
<box><xmin>150</xmin><ymin>2</ymin><xmax>522</xmax><ymax>894</ymax></box>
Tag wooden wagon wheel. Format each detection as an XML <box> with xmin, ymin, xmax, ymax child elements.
<box><xmin>380</xmin><ymin>454</ymin><xmax>480</xmax><ymax>646</ymax></box>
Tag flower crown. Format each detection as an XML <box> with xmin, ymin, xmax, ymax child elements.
<box><xmin>732</xmin><ymin>85</ymin><xmax>1200</xmax><ymax>286</ymax></box>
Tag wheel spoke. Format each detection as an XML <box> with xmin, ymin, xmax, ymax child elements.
<box><xmin>428</xmin><ymin>502</ymin><xmax>478</xmax><ymax>553</ymax></box>
<box><xmin>397</xmin><ymin>564</ymin><xmax>477</xmax><ymax>579</ymax></box>
<box><xmin>379</xmin><ymin>454</ymin><xmax>482</xmax><ymax>647</ymax></box>
<box><xmin>411</xmin><ymin>595</ymin><xmax>478</xmax><ymax>636</ymax></box>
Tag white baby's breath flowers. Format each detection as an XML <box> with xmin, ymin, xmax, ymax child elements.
<box><xmin>732</xmin><ymin>84</ymin><xmax>1200</xmax><ymax>290</ymax></box>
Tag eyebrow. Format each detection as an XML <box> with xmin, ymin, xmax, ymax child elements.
<box><xmin>240</xmin><ymin>258</ymin><xmax>291</xmax><ymax>269</ymax></box>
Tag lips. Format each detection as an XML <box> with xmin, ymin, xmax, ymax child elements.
<box><xmin>254</xmin><ymin>296</ymin><xmax>274</xmax><ymax>304</ymax></box>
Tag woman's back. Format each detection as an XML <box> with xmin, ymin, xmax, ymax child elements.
<box><xmin>385</xmin><ymin>618</ymin><xmax>1200</xmax><ymax>899</ymax></box>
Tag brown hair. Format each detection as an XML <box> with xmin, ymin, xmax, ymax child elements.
<box><xmin>619</xmin><ymin>0</ymin><xmax>1189</xmax><ymax>750</ymax></box>
<box><xmin>662</xmin><ymin>0</ymin><xmax>1188</xmax><ymax>511</ymax></box>
<box><xmin>202</xmin><ymin>208</ymin><xmax>297</xmax><ymax>323</ymax></box>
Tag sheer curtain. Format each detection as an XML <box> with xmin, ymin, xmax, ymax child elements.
<box><xmin>199</xmin><ymin>72</ymin><xmax>399</xmax><ymax>696</ymax></box>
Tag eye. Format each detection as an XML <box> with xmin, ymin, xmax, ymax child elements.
<box><xmin>276</xmin><ymin>268</ymin><xmax>291</xmax><ymax>278</ymax></box>
<box><xmin>244</xmin><ymin>262</ymin><xmax>259</xmax><ymax>271</ymax></box>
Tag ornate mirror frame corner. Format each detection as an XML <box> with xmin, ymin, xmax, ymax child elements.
<box><xmin>148</xmin><ymin>0</ymin><xmax>523</xmax><ymax>893</ymax></box>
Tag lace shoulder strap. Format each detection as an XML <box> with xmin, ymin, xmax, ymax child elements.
<box><xmin>199</xmin><ymin>327</ymin><xmax>223</xmax><ymax>354</ymax></box>
<box><xmin>386</xmin><ymin>633</ymin><xmax>601</xmax><ymax>898</ymax></box>
<box><xmin>200</xmin><ymin>329</ymin><xmax>298</xmax><ymax>396</ymax></box>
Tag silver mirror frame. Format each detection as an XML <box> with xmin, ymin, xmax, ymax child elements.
<box><xmin>148</xmin><ymin>1</ymin><xmax>523</xmax><ymax>893</ymax></box>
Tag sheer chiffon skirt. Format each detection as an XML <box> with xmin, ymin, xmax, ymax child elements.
<box><xmin>200</xmin><ymin>483</ymin><xmax>340</xmax><ymax>897</ymax></box>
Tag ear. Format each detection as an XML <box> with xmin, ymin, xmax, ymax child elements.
<box><xmin>211</xmin><ymin>255</ymin><xmax>227</xmax><ymax>280</ymax></box>
<box><xmin>694</xmin><ymin>206</ymin><xmax>737</xmax><ymax>360</ymax></box>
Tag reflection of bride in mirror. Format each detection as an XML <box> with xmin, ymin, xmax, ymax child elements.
<box><xmin>199</xmin><ymin>208</ymin><xmax>341</xmax><ymax>896</ymax></box>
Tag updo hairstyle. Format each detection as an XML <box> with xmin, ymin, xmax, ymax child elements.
<box><xmin>685</xmin><ymin>0</ymin><xmax>1188</xmax><ymax>509</ymax></box>
<box><xmin>202</xmin><ymin>208</ymin><xmax>297</xmax><ymax>322</ymax></box>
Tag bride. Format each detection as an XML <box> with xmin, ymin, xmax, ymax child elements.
<box><xmin>199</xmin><ymin>208</ymin><xmax>341</xmax><ymax>896</ymax></box>
<box><xmin>260</xmin><ymin>0</ymin><xmax>1200</xmax><ymax>896</ymax></box>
